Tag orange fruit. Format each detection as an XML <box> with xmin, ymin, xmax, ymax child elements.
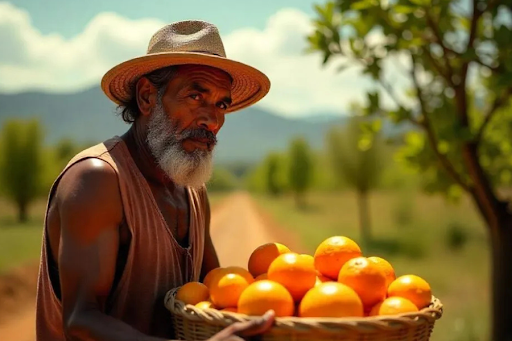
<box><xmin>387</xmin><ymin>275</ymin><xmax>432</xmax><ymax>309</ymax></box>
<box><xmin>210</xmin><ymin>273</ymin><xmax>250</xmax><ymax>308</ymax></box>
<box><xmin>369</xmin><ymin>297</ymin><xmax>419</xmax><ymax>316</ymax></box>
<box><xmin>195</xmin><ymin>301</ymin><xmax>215</xmax><ymax>309</ymax></box>
<box><xmin>238</xmin><ymin>280</ymin><xmax>295</xmax><ymax>317</ymax></box>
<box><xmin>301</xmin><ymin>254</ymin><xmax>314</xmax><ymax>262</ymax></box>
<box><xmin>314</xmin><ymin>236</ymin><xmax>362</xmax><ymax>280</ymax></box>
<box><xmin>368</xmin><ymin>256</ymin><xmax>396</xmax><ymax>287</ymax></box>
<box><xmin>268</xmin><ymin>253</ymin><xmax>317</xmax><ymax>302</ymax></box>
<box><xmin>248</xmin><ymin>242</ymin><xmax>291</xmax><ymax>277</ymax></box>
<box><xmin>203</xmin><ymin>267</ymin><xmax>224</xmax><ymax>289</ymax></box>
<box><xmin>299</xmin><ymin>282</ymin><xmax>364</xmax><ymax>318</ymax></box>
<box><xmin>338</xmin><ymin>257</ymin><xmax>387</xmax><ymax>310</ymax></box>
<box><xmin>175</xmin><ymin>282</ymin><xmax>210</xmax><ymax>305</ymax></box>
<box><xmin>209</xmin><ymin>266</ymin><xmax>255</xmax><ymax>289</ymax></box>
<box><xmin>255</xmin><ymin>273</ymin><xmax>268</xmax><ymax>281</ymax></box>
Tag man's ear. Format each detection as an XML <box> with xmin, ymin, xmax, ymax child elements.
<box><xmin>135</xmin><ymin>77</ymin><xmax>157</xmax><ymax>117</ymax></box>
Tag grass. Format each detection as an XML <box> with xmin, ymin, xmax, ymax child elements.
<box><xmin>0</xmin><ymin>192</ymin><xmax>229</xmax><ymax>275</ymax></box>
<box><xmin>253</xmin><ymin>190</ymin><xmax>491</xmax><ymax>341</ymax></box>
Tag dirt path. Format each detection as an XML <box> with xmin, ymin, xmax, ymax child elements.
<box><xmin>210</xmin><ymin>191</ymin><xmax>304</xmax><ymax>268</ymax></box>
<box><xmin>0</xmin><ymin>191</ymin><xmax>302</xmax><ymax>341</ymax></box>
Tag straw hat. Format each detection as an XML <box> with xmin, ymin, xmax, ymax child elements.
<box><xmin>101</xmin><ymin>20</ymin><xmax>270</xmax><ymax>113</ymax></box>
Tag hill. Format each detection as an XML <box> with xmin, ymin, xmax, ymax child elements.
<box><xmin>0</xmin><ymin>87</ymin><xmax>345</xmax><ymax>164</ymax></box>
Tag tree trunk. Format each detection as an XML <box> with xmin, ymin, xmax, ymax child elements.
<box><xmin>489</xmin><ymin>216</ymin><xmax>512</xmax><ymax>341</ymax></box>
<box><xmin>18</xmin><ymin>200</ymin><xmax>28</xmax><ymax>223</ymax></box>
<box><xmin>357</xmin><ymin>190</ymin><xmax>371</xmax><ymax>248</ymax></box>
<box><xmin>461</xmin><ymin>143</ymin><xmax>512</xmax><ymax>341</ymax></box>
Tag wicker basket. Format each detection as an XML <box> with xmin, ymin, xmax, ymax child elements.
<box><xmin>164</xmin><ymin>288</ymin><xmax>443</xmax><ymax>341</ymax></box>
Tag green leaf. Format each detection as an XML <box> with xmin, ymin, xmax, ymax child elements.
<box><xmin>351</xmin><ymin>0</ymin><xmax>378</xmax><ymax>10</ymax></box>
<box><xmin>394</xmin><ymin>5</ymin><xmax>415</xmax><ymax>14</ymax></box>
<box><xmin>409</xmin><ymin>0</ymin><xmax>431</xmax><ymax>6</ymax></box>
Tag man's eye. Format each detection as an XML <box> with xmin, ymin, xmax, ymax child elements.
<box><xmin>190</xmin><ymin>94</ymin><xmax>201</xmax><ymax>100</ymax></box>
<box><xmin>217</xmin><ymin>102</ymin><xmax>227</xmax><ymax>110</ymax></box>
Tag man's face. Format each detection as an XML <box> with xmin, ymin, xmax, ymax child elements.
<box><xmin>146</xmin><ymin>65</ymin><xmax>232</xmax><ymax>188</ymax></box>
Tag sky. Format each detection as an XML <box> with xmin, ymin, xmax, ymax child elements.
<box><xmin>0</xmin><ymin>0</ymin><xmax>398</xmax><ymax>118</ymax></box>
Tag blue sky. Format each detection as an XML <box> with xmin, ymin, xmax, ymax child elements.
<box><xmin>1</xmin><ymin>1</ymin><xmax>393</xmax><ymax>117</ymax></box>
<box><xmin>9</xmin><ymin>0</ymin><xmax>318</xmax><ymax>38</ymax></box>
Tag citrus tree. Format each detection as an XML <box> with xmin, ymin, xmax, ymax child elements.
<box><xmin>307</xmin><ymin>1</ymin><xmax>512</xmax><ymax>339</ymax></box>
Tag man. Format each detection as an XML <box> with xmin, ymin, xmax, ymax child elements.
<box><xmin>35</xmin><ymin>20</ymin><xmax>275</xmax><ymax>341</ymax></box>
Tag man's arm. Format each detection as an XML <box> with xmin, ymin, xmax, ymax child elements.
<box><xmin>200</xmin><ymin>191</ymin><xmax>220</xmax><ymax>282</ymax></box>
<box><xmin>56</xmin><ymin>158</ymin><xmax>167</xmax><ymax>341</ymax></box>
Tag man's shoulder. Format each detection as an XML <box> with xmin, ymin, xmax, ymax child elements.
<box><xmin>68</xmin><ymin>136</ymin><xmax>122</xmax><ymax>165</ymax></box>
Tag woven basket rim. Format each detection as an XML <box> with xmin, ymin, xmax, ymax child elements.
<box><xmin>164</xmin><ymin>287</ymin><xmax>444</xmax><ymax>332</ymax></box>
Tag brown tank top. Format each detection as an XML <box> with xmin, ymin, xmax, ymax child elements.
<box><xmin>35</xmin><ymin>136</ymin><xmax>206</xmax><ymax>340</ymax></box>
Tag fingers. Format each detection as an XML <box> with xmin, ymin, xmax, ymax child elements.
<box><xmin>233</xmin><ymin>310</ymin><xmax>276</xmax><ymax>337</ymax></box>
<box><xmin>207</xmin><ymin>310</ymin><xmax>275</xmax><ymax>341</ymax></box>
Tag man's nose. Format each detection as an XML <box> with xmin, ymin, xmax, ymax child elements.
<box><xmin>197</xmin><ymin>110</ymin><xmax>221</xmax><ymax>131</ymax></box>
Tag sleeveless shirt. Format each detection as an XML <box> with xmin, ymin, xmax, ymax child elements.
<box><xmin>35</xmin><ymin>136</ymin><xmax>206</xmax><ymax>340</ymax></box>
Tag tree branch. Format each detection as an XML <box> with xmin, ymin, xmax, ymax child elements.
<box><xmin>476</xmin><ymin>87</ymin><xmax>512</xmax><ymax>143</ymax></box>
<box><xmin>426</xmin><ymin>13</ymin><xmax>456</xmax><ymax>82</ymax></box>
<box><xmin>423</xmin><ymin>47</ymin><xmax>455</xmax><ymax>87</ymax></box>
<box><xmin>410</xmin><ymin>54</ymin><xmax>472</xmax><ymax>192</ymax></box>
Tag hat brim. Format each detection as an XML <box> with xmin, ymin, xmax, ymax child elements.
<box><xmin>101</xmin><ymin>52</ymin><xmax>270</xmax><ymax>113</ymax></box>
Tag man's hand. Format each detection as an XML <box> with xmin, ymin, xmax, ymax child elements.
<box><xmin>207</xmin><ymin>310</ymin><xmax>275</xmax><ymax>341</ymax></box>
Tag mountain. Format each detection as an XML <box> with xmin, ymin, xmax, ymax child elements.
<box><xmin>0</xmin><ymin>87</ymin><xmax>346</xmax><ymax>164</ymax></box>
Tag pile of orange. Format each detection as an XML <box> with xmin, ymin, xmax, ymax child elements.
<box><xmin>175</xmin><ymin>237</ymin><xmax>432</xmax><ymax>318</ymax></box>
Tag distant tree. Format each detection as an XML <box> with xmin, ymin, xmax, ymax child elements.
<box><xmin>264</xmin><ymin>153</ymin><xmax>286</xmax><ymax>197</ymax></box>
<box><xmin>55</xmin><ymin>137</ymin><xmax>78</xmax><ymax>166</ymax></box>
<box><xmin>0</xmin><ymin>119</ymin><xmax>44</xmax><ymax>222</ymax></box>
<box><xmin>207</xmin><ymin>167</ymin><xmax>239</xmax><ymax>192</ymax></box>
<box><xmin>327</xmin><ymin>115</ymin><xmax>384</xmax><ymax>246</ymax></box>
<box><xmin>288</xmin><ymin>137</ymin><xmax>314</xmax><ymax>208</ymax></box>
<box><xmin>307</xmin><ymin>1</ymin><xmax>512</xmax><ymax>339</ymax></box>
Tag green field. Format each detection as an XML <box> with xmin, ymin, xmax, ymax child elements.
<box><xmin>254</xmin><ymin>190</ymin><xmax>490</xmax><ymax>341</ymax></box>
<box><xmin>0</xmin><ymin>193</ymin><xmax>228</xmax><ymax>274</ymax></box>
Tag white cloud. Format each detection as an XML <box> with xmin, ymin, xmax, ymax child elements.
<box><xmin>0</xmin><ymin>2</ymin><xmax>165</xmax><ymax>94</ymax></box>
<box><xmin>0</xmin><ymin>3</ymin><xmax>411</xmax><ymax>117</ymax></box>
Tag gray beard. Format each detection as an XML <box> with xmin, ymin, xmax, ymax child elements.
<box><xmin>146</xmin><ymin>100</ymin><xmax>214</xmax><ymax>189</ymax></box>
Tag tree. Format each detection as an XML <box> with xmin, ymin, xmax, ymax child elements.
<box><xmin>264</xmin><ymin>152</ymin><xmax>286</xmax><ymax>196</ymax></box>
<box><xmin>307</xmin><ymin>1</ymin><xmax>512</xmax><ymax>339</ymax></box>
<box><xmin>0</xmin><ymin>119</ymin><xmax>44</xmax><ymax>222</ymax></box>
<box><xmin>288</xmin><ymin>137</ymin><xmax>314</xmax><ymax>208</ymax></box>
<box><xmin>327</xmin><ymin>115</ymin><xmax>384</xmax><ymax>247</ymax></box>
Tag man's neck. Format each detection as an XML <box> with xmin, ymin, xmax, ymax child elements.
<box><xmin>121</xmin><ymin>123</ymin><xmax>176</xmax><ymax>189</ymax></box>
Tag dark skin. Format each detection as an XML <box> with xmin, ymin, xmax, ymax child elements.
<box><xmin>46</xmin><ymin>65</ymin><xmax>275</xmax><ymax>341</ymax></box>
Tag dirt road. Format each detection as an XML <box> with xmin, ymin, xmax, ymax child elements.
<box><xmin>0</xmin><ymin>191</ymin><xmax>301</xmax><ymax>341</ymax></box>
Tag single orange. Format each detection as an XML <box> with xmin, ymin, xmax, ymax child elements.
<box><xmin>255</xmin><ymin>273</ymin><xmax>268</xmax><ymax>281</ymax></box>
<box><xmin>238</xmin><ymin>280</ymin><xmax>294</xmax><ymax>317</ymax></box>
<box><xmin>203</xmin><ymin>267</ymin><xmax>224</xmax><ymax>289</ymax></box>
<box><xmin>299</xmin><ymin>282</ymin><xmax>364</xmax><ymax>318</ymax></box>
<box><xmin>210</xmin><ymin>273</ymin><xmax>250</xmax><ymax>308</ymax></box>
<box><xmin>268</xmin><ymin>253</ymin><xmax>317</xmax><ymax>302</ymax></box>
<box><xmin>248</xmin><ymin>242</ymin><xmax>291</xmax><ymax>277</ymax></box>
<box><xmin>338</xmin><ymin>257</ymin><xmax>387</xmax><ymax>310</ymax></box>
<box><xmin>175</xmin><ymin>282</ymin><xmax>210</xmax><ymax>305</ymax></box>
<box><xmin>387</xmin><ymin>275</ymin><xmax>432</xmax><ymax>309</ymax></box>
<box><xmin>368</xmin><ymin>256</ymin><xmax>396</xmax><ymax>287</ymax></box>
<box><xmin>314</xmin><ymin>236</ymin><xmax>362</xmax><ymax>280</ymax></box>
<box><xmin>369</xmin><ymin>297</ymin><xmax>419</xmax><ymax>316</ymax></box>
<box><xmin>209</xmin><ymin>266</ymin><xmax>255</xmax><ymax>290</ymax></box>
<box><xmin>195</xmin><ymin>301</ymin><xmax>215</xmax><ymax>309</ymax></box>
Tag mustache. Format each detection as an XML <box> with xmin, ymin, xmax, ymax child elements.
<box><xmin>180</xmin><ymin>128</ymin><xmax>218</xmax><ymax>145</ymax></box>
